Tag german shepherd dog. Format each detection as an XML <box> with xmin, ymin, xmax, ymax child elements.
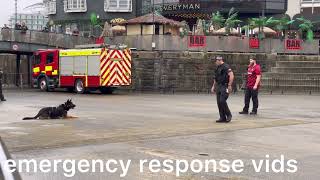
<box><xmin>23</xmin><ymin>99</ymin><xmax>76</xmax><ymax>120</ymax></box>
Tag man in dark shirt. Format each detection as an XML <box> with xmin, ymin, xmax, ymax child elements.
<box><xmin>239</xmin><ymin>57</ymin><xmax>262</xmax><ymax>115</ymax></box>
<box><xmin>211</xmin><ymin>56</ymin><xmax>234</xmax><ymax>123</ymax></box>
<box><xmin>0</xmin><ymin>69</ymin><xmax>6</xmax><ymax>101</ymax></box>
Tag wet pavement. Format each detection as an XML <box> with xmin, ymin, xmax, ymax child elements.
<box><xmin>0</xmin><ymin>89</ymin><xmax>320</xmax><ymax>180</ymax></box>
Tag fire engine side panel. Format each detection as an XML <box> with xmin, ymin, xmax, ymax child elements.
<box><xmin>87</xmin><ymin>56</ymin><xmax>100</xmax><ymax>76</ymax></box>
<box><xmin>87</xmin><ymin>76</ymin><xmax>100</xmax><ymax>87</ymax></box>
<box><xmin>86</xmin><ymin>56</ymin><xmax>100</xmax><ymax>87</ymax></box>
<box><xmin>59</xmin><ymin>49</ymin><xmax>102</xmax><ymax>88</ymax></box>
<box><xmin>60</xmin><ymin>56</ymin><xmax>74</xmax><ymax>76</ymax></box>
<box><xmin>59</xmin><ymin>56</ymin><xmax>74</xmax><ymax>87</ymax></box>
<box><xmin>60</xmin><ymin>76</ymin><xmax>75</xmax><ymax>87</ymax></box>
<box><xmin>74</xmin><ymin>56</ymin><xmax>87</xmax><ymax>75</ymax></box>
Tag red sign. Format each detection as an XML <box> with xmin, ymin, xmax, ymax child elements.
<box><xmin>249</xmin><ymin>38</ymin><xmax>259</xmax><ymax>49</ymax></box>
<box><xmin>286</xmin><ymin>39</ymin><xmax>302</xmax><ymax>50</ymax></box>
<box><xmin>188</xmin><ymin>36</ymin><xmax>206</xmax><ymax>47</ymax></box>
<box><xmin>95</xmin><ymin>37</ymin><xmax>104</xmax><ymax>44</ymax></box>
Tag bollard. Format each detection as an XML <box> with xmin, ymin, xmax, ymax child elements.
<box><xmin>20</xmin><ymin>73</ymin><xmax>23</xmax><ymax>91</ymax></box>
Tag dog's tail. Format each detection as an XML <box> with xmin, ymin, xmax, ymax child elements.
<box><xmin>22</xmin><ymin>112</ymin><xmax>41</xmax><ymax>120</ymax></box>
<box><xmin>22</xmin><ymin>117</ymin><xmax>36</xmax><ymax>120</ymax></box>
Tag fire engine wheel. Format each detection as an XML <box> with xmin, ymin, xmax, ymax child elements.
<box><xmin>75</xmin><ymin>79</ymin><xmax>85</xmax><ymax>94</ymax></box>
<box><xmin>39</xmin><ymin>78</ymin><xmax>48</xmax><ymax>92</ymax></box>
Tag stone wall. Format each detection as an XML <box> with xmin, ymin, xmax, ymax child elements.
<box><xmin>130</xmin><ymin>51</ymin><xmax>320</xmax><ymax>92</ymax></box>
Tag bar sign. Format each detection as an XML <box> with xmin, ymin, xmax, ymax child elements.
<box><xmin>189</xmin><ymin>36</ymin><xmax>206</xmax><ymax>47</ymax></box>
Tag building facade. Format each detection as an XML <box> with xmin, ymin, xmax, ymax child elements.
<box><xmin>45</xmin><ymin>0</ymin><xmax>289</xmax><ymax>35</ymax></box>
<box><xmin>286</xmin><ymin>0</ymin><xmax>301</xmax><ymax>18</ymax></box>
<box><xmin>8</xmin><ymin>13</ymin><xmax>48</xmax><ymax>31</ymax></box>
<box><xmin>148</xmin><ymin>0</ymin><xmax>288</xmax><ymax>22</ymax></box>
<box><xmin>45</xmin><ymin>0</ymin><xmax>137</xmax><ymax>36</ymax></box>
<box><xmin>287</xmin><ymin>0</ymin><xmax>320</xmax><ymax>18</ymax></box>
<box><xmin>300</xmin><ymin>0</ymin><xmax>320</xmax><ymax>18</ymax></box>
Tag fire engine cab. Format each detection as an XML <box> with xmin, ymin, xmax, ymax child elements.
<box><xmin>32</xmin><ymin>45</ymin><xmax>132</xmax><ymax>94</ymax></box>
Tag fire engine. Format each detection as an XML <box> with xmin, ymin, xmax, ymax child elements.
<box><xmin>32</xmin><ymin>45</ymin><xmax>132</xmax><ymax>94</ymax></box>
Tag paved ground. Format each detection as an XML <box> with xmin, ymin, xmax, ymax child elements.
<box><xmin>0</xmin><ymin>89</ymin><xmax>320</xmax><ymax>180</ymax></box>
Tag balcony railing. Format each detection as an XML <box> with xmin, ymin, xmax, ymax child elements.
<box><xmin>0</xmin><ymin>29</ymin><xmax>95</xmax><ymax>48</ymax></box>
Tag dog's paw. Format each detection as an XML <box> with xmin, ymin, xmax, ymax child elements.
<box><xmin>65</xmin><ymin>116</ymin><xmax>78</xmax><ymax>119</ymax></box>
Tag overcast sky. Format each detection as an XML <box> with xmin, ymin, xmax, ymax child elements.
<box><xmin>0</xmin><ymin>0</ymin><xmax>42</xmax><ymax>26</ymax></box>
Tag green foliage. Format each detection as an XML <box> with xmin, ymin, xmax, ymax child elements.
<box><xmin>202</xmin><ymin>20</ymin><xmax>210</xmax><ymax>35</ymax></box>
<box><xmin>273</xmin><ymin>16</ymin><xmax>295</xmax><ymax>32</ymax></box>
<box><xmin>211</xmin><ymin>11</ymin><xmax>225</xmax><ymax>30</ymax></box>
<box><xmin>179</xmin><ymin>21</ymin><xmax>189</xmax><ymax>38</ymax></box>
<box><xmin>249</xmin><ymin>17</ymin><xmax>277</xmax><ymax>29</ymax></box>
<box><xmin>307</xmin><ymin>30</ymin><xmax>314</xmax><ymax>41</ymax></box>
<box><xmin>90</xmin><ymin>13</ymin><xmax>98</xmax><ymax>26</ymax></box>
<box><xmin>297</xmin><ymin>17</ymin><xmax>313</xmax><ymax>32</ymax></box>
<box><xmin>297</xmin><ymin>17</ymin><xmax>314</xmax><ymax>41</ymax></box>
<box><xmin>224</xmin><ymin>7</ymin><xmax>242</xmax><ymax>34</ymax></box>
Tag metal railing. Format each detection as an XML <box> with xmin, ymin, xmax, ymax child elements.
<box><xmin>262</xmin><ymin>76</ymin><xmax>320</xmax><ymax>94</ymax></box>
<box><xmin>0</xmin><ymin>29</ymin><xmax>95</xmax><ymax>48</ymax></box>
<box><xmin>1</xmin><ymin>73</ymin><xmax>30</xmax><ymax>89</ymax></box>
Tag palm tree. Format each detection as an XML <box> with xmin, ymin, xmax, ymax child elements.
<box><xmin>211</xmin><ymin>11</ymin><xmax>225</xmax><ymax>30</ymax></box>
<box><xmin>249</xmin><ymin>17</ymin><xmax>277</xmax><ymax>39</ymax></box>
<box><xmin>273</xmin><ymin>16</ymin><xmax>295</xmax><ymax>38</ymax></box>
<box><xmin>242</xmin><ymin>22</ymin><xmax>255</xmax><ymax>37</ymax></box>
<box><xmin>202</xmin><ymin>20</ymin><xmax>211</xmax><ymax>35</ymax></box>
<box><xmin>297</xmin><ymin>17</ymin><xmax>314</xmax><ymax>41</ymax></box>
<box><xmin>224</xmin><ymin>7</ymin><xmax>242</xmax><ymax>34</ymax></box>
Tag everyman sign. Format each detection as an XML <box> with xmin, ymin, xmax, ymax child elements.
<box><xmin>156</xmin><ymin>3</ymin><xmax>200</xmax><ymax>11</ymax></box>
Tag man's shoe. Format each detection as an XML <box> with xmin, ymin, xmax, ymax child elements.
<box><xmin>226</xmin><ymin>115</ymin><xmax>232</xmax><ymax>123</ymax></box>
<box><xmin>216</xmin><ymin>119</ymin><xmax>226</xmax><ymax>123</ymax></box>
<box><xmin>250</xmin><ymin>111</ymin><xmax>257</xmax><ymax>115</ymax></box>
<box><xmin>239</xmin><ymin>111</ymin><xmax>248</xmax><ymax>115</ymax></box>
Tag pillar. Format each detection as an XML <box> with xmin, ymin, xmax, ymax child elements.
<box><xmin>16</xmin><ymin>53</ymin><xmax>21</xmax><ymax>86</ymax></box>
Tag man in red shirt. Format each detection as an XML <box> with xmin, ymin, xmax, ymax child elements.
<box><xmin>239</xmin><ymin>57</ymin><xmax>262</xmax><ymax>115</ymax></box>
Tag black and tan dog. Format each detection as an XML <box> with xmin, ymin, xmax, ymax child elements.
<box><xmin>23</xmin><ymin>99</ymin><xmax>76</xmax><ymax>120</ymax></box>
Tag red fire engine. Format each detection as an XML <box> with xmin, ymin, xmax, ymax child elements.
<box><xmin>32</xmin><ymin>46</ymin><xmax>132</xmax><ymax>94</ymax></box>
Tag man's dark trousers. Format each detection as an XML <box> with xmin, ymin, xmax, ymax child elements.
<box><xmin>216</xmin><ymin>85</ymin><xmax>231</xmax><ymax>120</ymax></box>
<box><xmin>243</xmin><ymin>88</ymin><xmax>258</xmax><ymax>113</ymax></box>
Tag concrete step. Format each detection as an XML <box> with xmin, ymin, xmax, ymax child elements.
<box><xmin>276</xmin><ymin>61</ymin><xmax>320</xmax><ymax>68</ymax></box>
<box><xmin>271</xmin><ymin>67</ymin><xmax>320</xmax><ymax>73</ymax></box>
<box><xmin>263</xmin><ymin>73</ymin><xmax>320</xmax><ymax>79</ymax></box>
